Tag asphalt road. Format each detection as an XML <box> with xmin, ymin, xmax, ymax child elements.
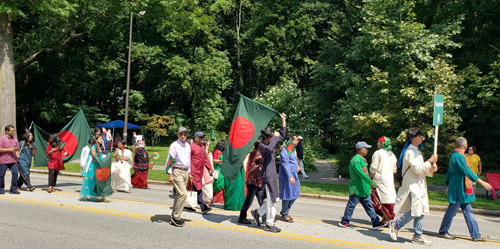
<box><xmin>1</xmin><ymin>172</ymin><xmax>500</xmax><ymax>249</ymax></box>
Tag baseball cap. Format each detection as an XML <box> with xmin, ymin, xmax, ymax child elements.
<box><xmin>194</xmin><ymin>131</ymin><xmax>205</xmax><ymax>138</ymax></box>
<box><xmin>177</xmin><ymin>127</ymin><xmax>188</xmax><ymax>134</ymax></box>
<box><xmin>297</xmin><ymin>136</ymin><xmax>303</xmax><ymax>140</ymax></box>
<box><xmin>355</xmin><ymin>141</ymin><xmax>372</xmax><ymax>150</ymax></box>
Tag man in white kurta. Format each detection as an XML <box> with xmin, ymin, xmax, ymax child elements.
<box><xmin>370</xmin><ymin>136</ymin><xmax>397</xmax><ymax>223</ymax></box>
<box><xmin>389</xmin><ymin>128</ymin><xmax>437</xmax><ymax>246</ymax></box>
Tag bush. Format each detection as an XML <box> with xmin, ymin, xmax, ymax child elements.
<box><xmin>335</xmin><ymin>152</ymin><xmax>353</xmax><ymax>179</ymax></box>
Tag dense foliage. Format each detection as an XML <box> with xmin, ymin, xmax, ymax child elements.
<box><xmin>3</xmin><ymin>0</ymin><xmax>500</xmax><ymax>171</ymax></box>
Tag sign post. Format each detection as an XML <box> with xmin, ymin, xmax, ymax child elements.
<box><xmin>433</xmin><ymin>94</ymin><xmax>444</xmax><ymax>169</ymax></box>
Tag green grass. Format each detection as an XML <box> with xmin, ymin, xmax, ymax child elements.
<box><xmin>325</xmin><ymin>154</ymin><xmax>340</xmax><ymax>164</ymax></box>
<box><xmin>426</xmin><ymin>173</ymin><xmax>487</xmax><ymax>188</ymax></box>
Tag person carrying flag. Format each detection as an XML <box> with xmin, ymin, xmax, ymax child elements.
<box><xmin>251</xmin><ymin>113</ymin><xmax>287</xmax><ymax>233</ymax></box>
<box><xmin>167</xmin><ymin>127</ymin><xmax>192</xmax><ymax>227</ymax></box>
<box><xmin>279</xmin><ymin>133</ymin><xmax>301</xmax><ymax>222</ymax></box>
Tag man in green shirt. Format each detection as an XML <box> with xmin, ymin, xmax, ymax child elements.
<box><xmin>339</xmin><ymin>142</ymin><xmax>384</xmax><ymax>230</ymax></box>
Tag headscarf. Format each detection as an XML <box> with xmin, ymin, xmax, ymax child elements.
<box><xmin>396</xmin><ymin>133</ymin><xmax>423</xmax><ymax>169</ymax></box>
<box><xmin>378</xmin><ymin>136</ymin><xmax>392</xmax><ymax>151</ymax></box>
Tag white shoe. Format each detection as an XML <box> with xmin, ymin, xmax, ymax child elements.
<box><xmin>412</xmin><ymin>236</ymin><xmax>432</xmax><ymax>246</ymax></box>
<box><xmin>389</xmin><ymin>221</ymin><xmax>398</xmax><ymax>241</ymax></box>
<box><xmin>303</xmin><ymin>175</ymin><xmax>309</xmax><ymax>179</ymax></box>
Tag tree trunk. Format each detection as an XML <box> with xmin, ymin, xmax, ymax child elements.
<box><xmin>0</xmin><ymin>11</ymin><xmax>16</xmax><ymax>136</ymax></box>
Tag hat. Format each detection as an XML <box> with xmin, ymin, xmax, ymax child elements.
<box><xmin>177</xmin><ymin>127</ymin><xmax>188</xmax><ymax>134</ymax></box>
<box><xmin>355</xmin><ymin>141</ymin><xmax>372</xmax><ymax>150</ymax></box>
<box><xmin>297</xmin><ymin>136</ymin><xmax>303</xmax><ymax>140</ymax></box>
<box><xmin>194</xmin><ymin>131</ymin><xmax>205</xmax><ymax>138</ymax></box>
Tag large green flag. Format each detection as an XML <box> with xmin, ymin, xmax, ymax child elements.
<box><xmin>221</xmin><ymin>95</ymin><xmax>276</xmax><ymax>183</ymax></box>
<box><xmin>33</xmin><ymin>110</ymin><xmax>93</xmax><ymax>167</ymax></box>
<box><xmin>93</xmin><ymin>155</ymin><xmax>113</xmax><ymax>198</ymax></box>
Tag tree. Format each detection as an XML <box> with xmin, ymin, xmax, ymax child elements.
<box><xmin>142</xmin><ymin>114</ymin><xmax>174</xmax><ymax>148</ymax></box>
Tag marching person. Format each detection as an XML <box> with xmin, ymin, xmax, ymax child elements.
<box><xmin>190</xmin><ymin>131</ymin><xmax>213</xmax><ymax>214</ymax></box>
<box><xmin>167</xmin><ymin>127</ymin><xmax>192</xmax><ymax>227</ymax></box>
<box><xmin>111</xmin><ymin>141</ymin><xmax>133</xmax><ymax>193</ymax></box>
<box><xmin>46</xmin><ymin>134</ymin><xmax>68</xmax><ymax>193</ymax></box>
<box><xmin>131</xmin><ymin>140</ymin><xmax>151</xmax><ymax>189</ymax></box>
<box><xmin>339</xmin><ymin>142</ymin><xmax>385</xmax><ymax>230</ymax></box>
<box><xmin>370</xmin><ymin>136</ymin><xmax>397</xmax><ymax>224</ymax></box>
<box><xmin>296</xmin><ymin>136</ymin><xmax>309</xmax><ymax>178</ymax></box>
<box><xmin>80</xmin><ymin>134</ymin><xmax>110</xmax><ymax>202</ymax></box>
<box><xmin>251</xmin><ymin>113</ymin><xmax>287</xmax><ymax>233</ymax></box>
<box><xmin>202</xmin><ymin>139</ymin><xmax>214</xmax><ymax>206</ymax></box>
<box><xmin>238</xmin><ymin>140</ymin><xmax>264</xmax><ymax>224</ymax></box>
<box><xmin>279</xmin><ymin>133</ymin><xmax>300</xmax><ymax>223</ymax></box>
<box><xmin>438</xmin><ymin>137</ymin><xmax>492</xmax><ymax>241</ymax></box>
<box><xmin>17</xmin><ymin>131</ymin><xmax>37</xmax><ymax>191</ymax></box>
<box><xmin>0</xmin><ymin>125</ymin><xmax>21</xmax><ymax>194</ymax></box>
<box><xmin>80</xmin><ymin>138</ymin><xmax>94</xmax><ymax>176</ymax></box>
<box><xmin>389</xmin><ymin>127</ymin><xmax>438</xmax><ymax>245</ymax></box>
<box><xmin>212</xmin><ymin>140</ymin><xmax>226</xmax><ymax>203</ymax></box>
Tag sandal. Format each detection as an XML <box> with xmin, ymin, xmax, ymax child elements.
<box><xmin>281</xmin><ymin>216</ymin><xmax>294</xmax><ymax>223</ymax></box>
<box><xmin>28</xmin><ymin>187</ymin><xmax>35</xmax><ymax>192</ymax></box>
<box><xmin>102</xmin><ymin>198</ymin><xmax>111</xmax><ymax>203</ymax></box>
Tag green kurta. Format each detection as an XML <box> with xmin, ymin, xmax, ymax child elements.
<box><xmin>349</xmin><ymin>154</ymin><xmax>377</xmax><ymax>197</ymax></box>
<box><xmin>223</xmin><ymin>166</ymin><xmax>245</xmax><ymax>211</ymax></box>
<box><xmin>213</xmin><ymin>154</ymin><xmax>225</xmax><ymax>193</ymax></box>
<box><xmin>446</xmin><ymin>151</ymin><xmax>479</xmax><ymax>204</ymax></box>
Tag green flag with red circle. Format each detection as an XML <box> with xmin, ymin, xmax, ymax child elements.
<box><xmin>285</xmin><ymin>138</ymin><xmax>295</xmax><ymax>156</ymax></box>
<box><xmin>221</xmin><ymin>95</ymin><xmax>276</xmax><ymax>183</ymax></box>
<box><xmin>33</xmin><ymin>110</ymin><xmax>93</xmax><ymax>167</ymax></box>
<box><xmin>165</xmin><ymin>153</ymin><xmax>177</xmax><ymax>173</ymax></box>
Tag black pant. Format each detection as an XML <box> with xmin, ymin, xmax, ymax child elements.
<box><xmin>239</xmin><ymin>184</ymin><xmax>263</xmax><ymax>220</ymax></box>
<box><xmin>48</xmin><ymin>169</ymin><xmax>59</xmax><ymax>187</ymax></box>
<box><xmin>193</xmin><ymin>184</ymin><xmax>208</xmax><ymax>211</ymax></box>
<box><xmin>0</xmin><ymin>163</ymin><xmax>19</xmax><ymax>191</ymax></box>
<box><xmin>17</xmin><ymin>165</ymin><xmax>32</xmax><ymax>188</ymax></box>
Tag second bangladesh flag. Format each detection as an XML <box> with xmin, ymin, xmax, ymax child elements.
<box><xmin>221</xmin><ymin>95</ymin><xmax>276</xmax><ymax>183</ymax></box>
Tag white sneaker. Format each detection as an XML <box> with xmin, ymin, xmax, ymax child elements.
<box><xmin>303</xmin><ymin>175</ymin><xmax>309</xmax><ymax>179</ymax></box>
<box><xmin>389</xmin><ymin>221</ymin><xmax>398</xmax><ymax>241</ymax></box>
<box><xmin>412</xmin><ymin>236</ymin><xmax>432</xmax><ymax>246</ymax></box>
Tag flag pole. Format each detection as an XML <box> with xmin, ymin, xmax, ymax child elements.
<box><xmin>19</xmin><ymin>121</ymin><xmax>34</xmax><ymax>152</ymax></box>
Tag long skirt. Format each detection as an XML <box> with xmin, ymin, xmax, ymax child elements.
<box><xmin>111</xmin><ymin>162</ymin><xmax>132</xmax><ymax>191</ymax></box>
<box><xmin>131</xmin><ymin>170</ymin><xmax>148</xmax><ymax>188</ymax></box>
<box><xmin>213</xmin><ymin>169</ymin><xmax>225</xmax><ymax>204</ymax></box>
<box><xmin>80</xmin><ymin>162</ymin><xmax>98</xmax><ymax>198</ymax></box>
<box><xmin>371</xmin><ymin>189</ymin><xmax>395</xmax><ymax>220</ymax></box>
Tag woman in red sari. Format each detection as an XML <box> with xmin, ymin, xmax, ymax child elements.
<box><xmin>46</xmin><ymin>134</ymin><xmax>68</xmax><ymax>193</ymax></box>
<box><xmin>131</xmin><ymin>140</ymin><xmax>152</xmax><ymax>189</ymax></box>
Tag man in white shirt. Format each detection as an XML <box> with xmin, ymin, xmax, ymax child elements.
<box><xmin>167</xmin><ymin>127</ymin><xmax>192</xmax><ymax>227</ymax></box>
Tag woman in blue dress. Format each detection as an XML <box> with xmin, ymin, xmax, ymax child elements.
<box><xmin>80</xmin><ymin>135</ymin><xmax>110</xmax><ymax>202</ymax></box>
<box><xmin>18</xmin><ymin>132</ymin><xmax>37</xmax><ymax>191</ymax></box>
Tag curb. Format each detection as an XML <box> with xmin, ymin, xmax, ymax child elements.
<box><xmin>30</xmin><ymin>169</ymin><xmax>500</xmax><ymax>217</ymax></box>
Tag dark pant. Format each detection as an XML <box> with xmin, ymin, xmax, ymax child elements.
<box><xmin>239</xmin><ymin>185</ymin><xmax>263</xmax><ymax>220</ymax></box>
<box><xmin>17</xmin><ymin>165</ymin><xmax>32</xmax><ymax>188</ymax></box>
<box><xmin>341</xmin><ymin>194</ymin><xmax>380</xmax><ymax>226</ymax></box>
<box><xmin>0</xmin><ymin>163</ymin><xmax>19</xmax><ymax>191</ymax></box>
<box><xmin>193</xmin><ymin>184</ymin><xmax>208</xmax><ymax>211</ymax></box>
<box><xmin>48</xmin><ymin>169</ymin><xmax>59</xmax><ymax>187</ymax></box>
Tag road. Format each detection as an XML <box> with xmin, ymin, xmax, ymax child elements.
<box><xmin>1</xmin><ymin>173</ymin><xmax>500</xmax><ymax>249</ymax></box>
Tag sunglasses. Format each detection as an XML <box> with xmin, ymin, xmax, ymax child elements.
<box><xmin>179</xmin><ymin>133</ymin><xmax>188</xmax><ymax>137</ymax></box>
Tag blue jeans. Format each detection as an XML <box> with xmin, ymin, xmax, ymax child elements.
<box><xmin>341</xmin><ymin>194</ymin><xmax>380</xmax><ymax>225</ymax></box>
<box><xmin>394</xmin><ymin>195</ymin><xmax>424</xmax><ymax>238</ymax></box>
<box><xmin>239</xmin><ymin>184</ymin><xmax>263</xmax><ymax>219</ymax></box>
<box><xmin>439</xmin><ymin>192</ymin><xmax>481</xmax><ymax>239</ymax></box>
<box><xmin>0</xmin><ymin>163</ymin><xmax>19</xmax><ymax>191</ymax></box>
<box><xmin>281</xmin><ymin>198</ymin><xmax>296</xmax><ymax>217</ymax></box>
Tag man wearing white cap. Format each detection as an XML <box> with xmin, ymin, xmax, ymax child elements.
<box><xmin>339</xmin><ymin>141</ymin><xmax>384</xmax><ymax>230</ymax></box>
<box><xmin>296</xmin><ymin>136</ymin><xmax>308</xmax><ymax>178</ymax></box>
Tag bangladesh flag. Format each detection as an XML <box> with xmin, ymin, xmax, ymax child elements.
<box><xmin>210</xmin><ymin>128</ymin><xmax>216</xmax><ymax>141</ymax></box>
<box><xmin>94</xmin><ymin>155</ymin><xmax>113</xmax><ymax>197</ymax></box>
<box><xmin>165</xmin><ymin>153</ymin><xmax>177</xmax><ymax>173</ymax></box>
<box><xmin>221</xmin><ymin>95</ymin><xmax>276</xmax><ymax>183</ymax></box>
<box><xmin>33</xmin><ymin>110</ymin><xmax>93</xmax><ymax>167</ymax></box>
<box><xmin>285</xmin><ymin>138</ymin><xmax>295</xmax><ymax>156</ymax></box>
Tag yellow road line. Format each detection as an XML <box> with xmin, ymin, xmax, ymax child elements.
<box><xmin>0</xmin><ymin>196</ymin><xmax>397</xmax><ymax>249</ymax></box>
<box><xmin>21</xmin><ymin>190</ymin><xmax>500</xmax><ymax>246</ymax></box>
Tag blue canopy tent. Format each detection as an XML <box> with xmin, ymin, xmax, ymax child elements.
<box><xmin>95</xmin><ymin>120</ymin><xmax>143</xmax><ymax>151</ymax></box>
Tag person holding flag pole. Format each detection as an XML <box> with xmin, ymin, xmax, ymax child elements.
<box><xmin>251</xmin><ymin>113</ymin><xmax>287</xmax><ymax>233</ymax></box>
<box><xmin>166</xmin><ymin>127</ymin><xmax>192</xmax><ymax>227</ymax></box>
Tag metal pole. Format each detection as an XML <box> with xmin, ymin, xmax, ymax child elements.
<box><xmin>123</xmin><ymin>12</ymin><xmax>134</xmax><ymax>143</ymax></box>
